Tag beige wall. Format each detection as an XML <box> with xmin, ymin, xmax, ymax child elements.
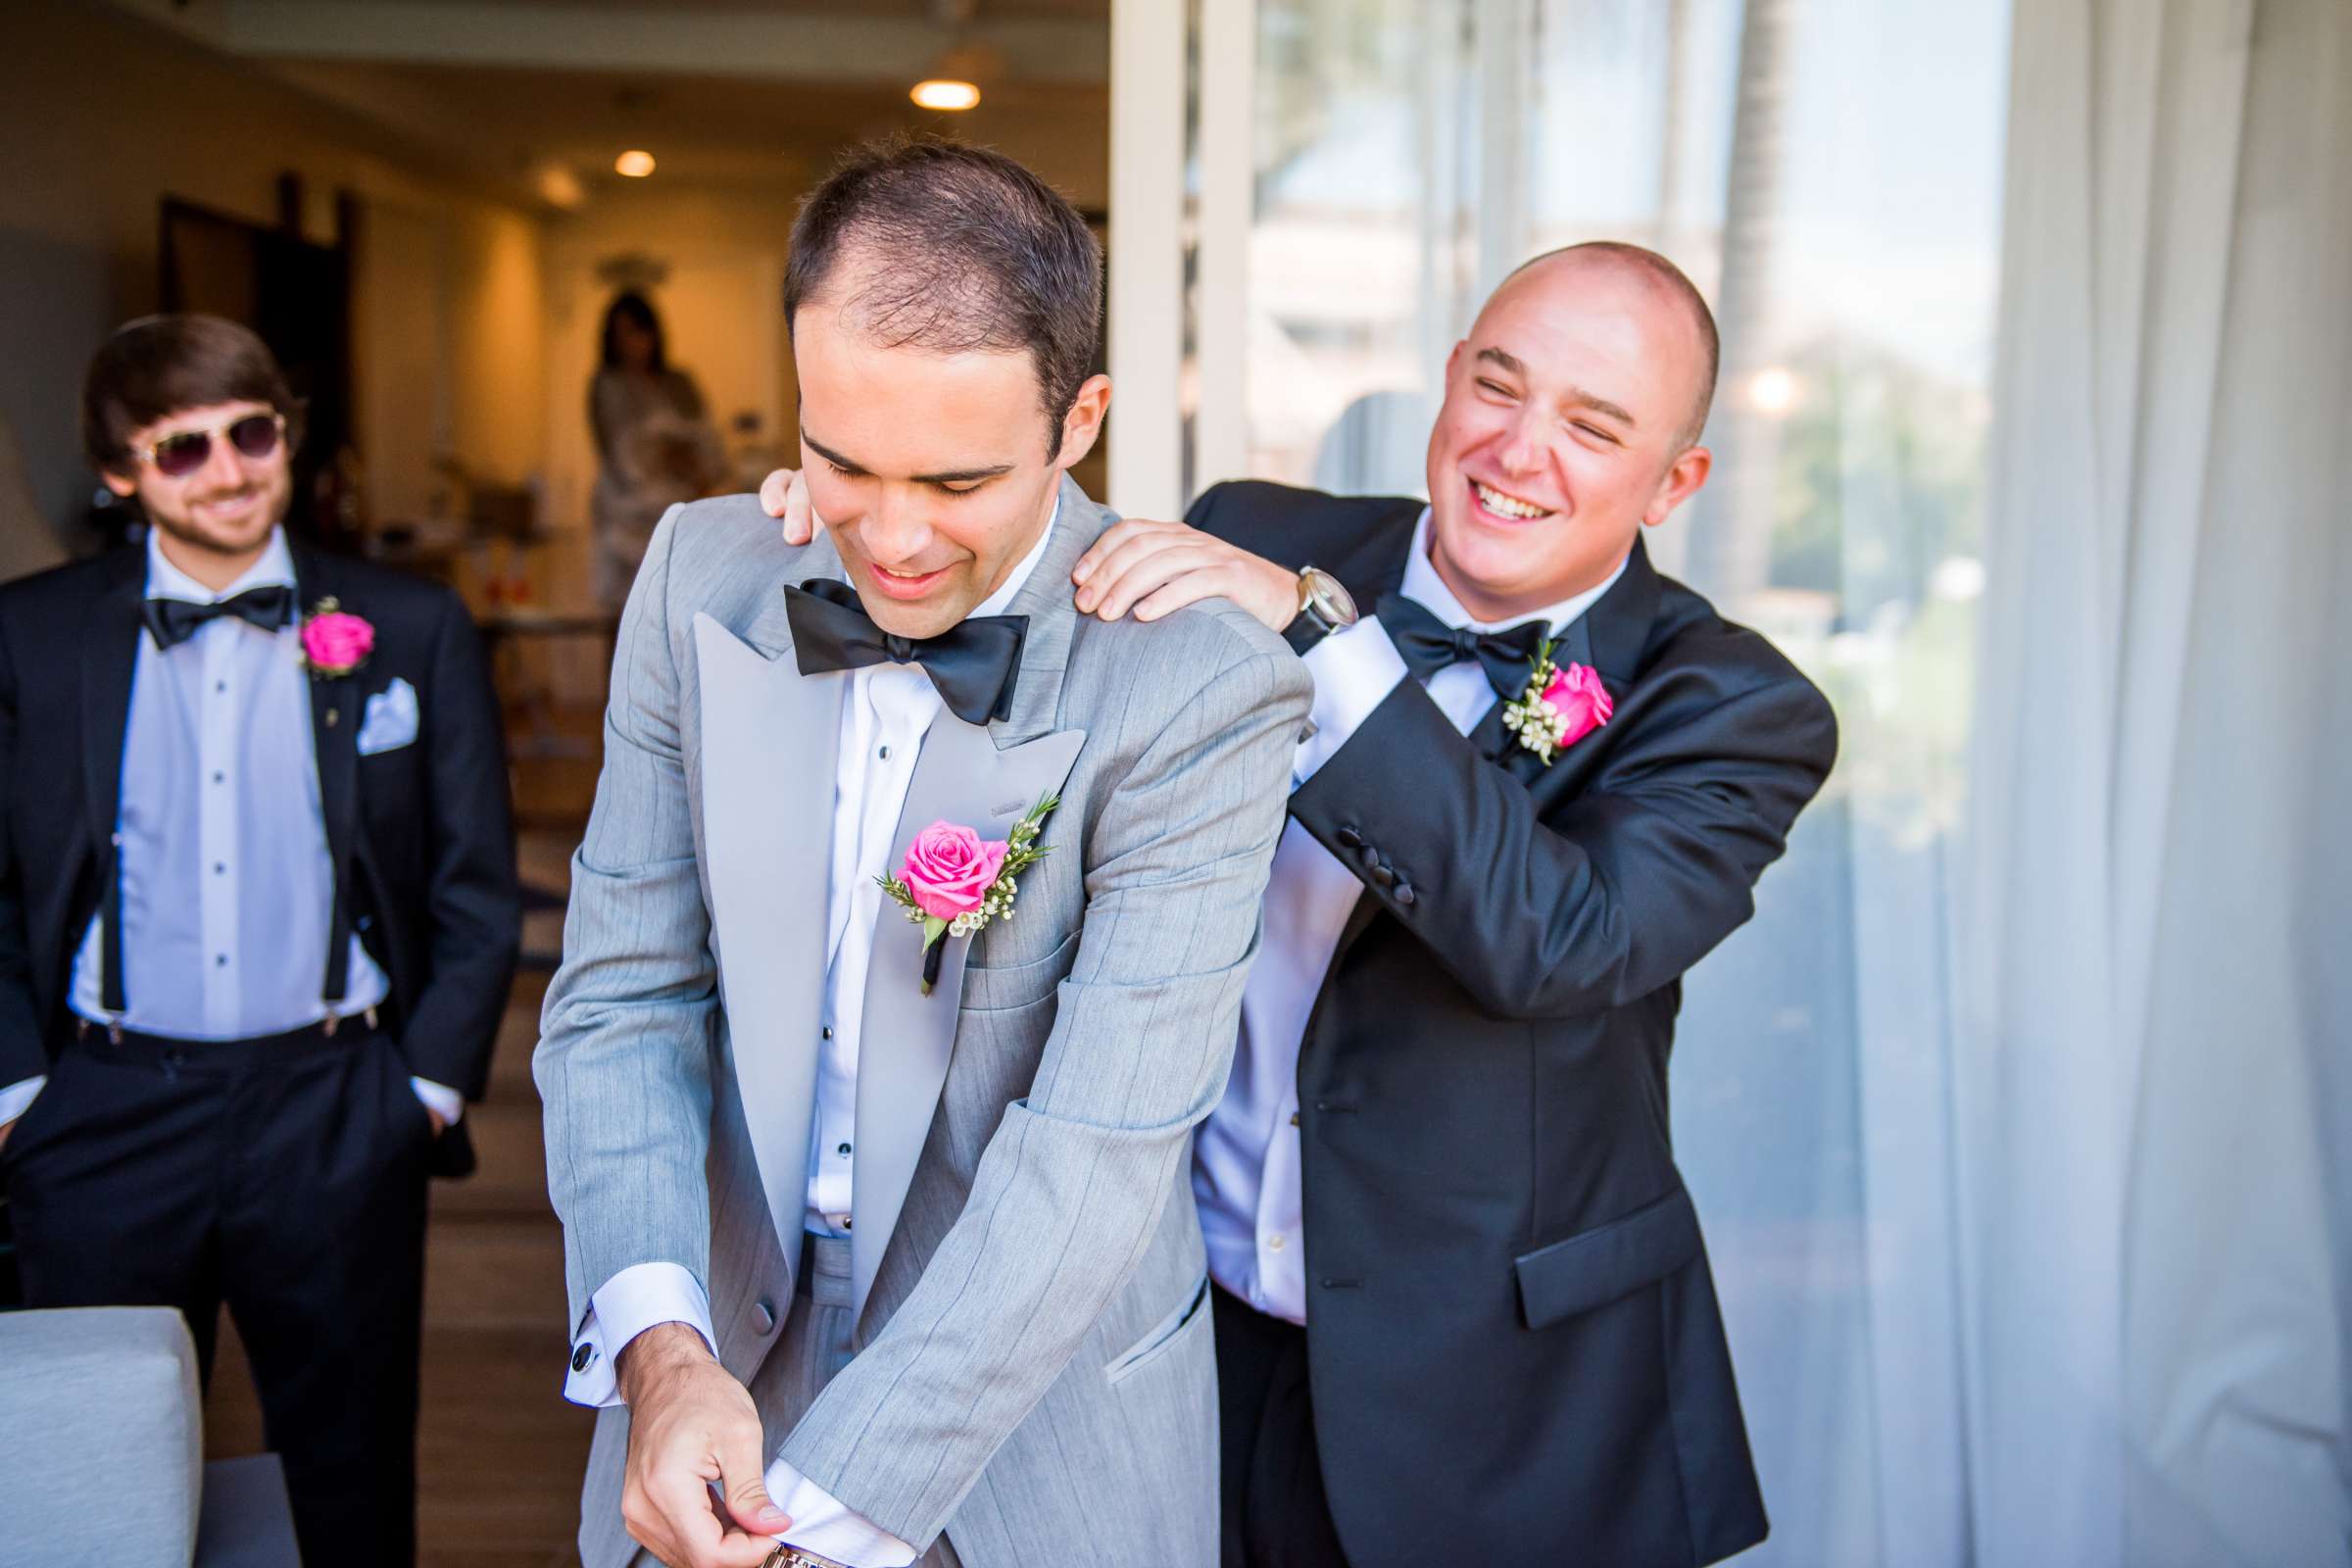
<box><xmin>448</xmin><ymin>207</ymin><xmax>549</xmax><ymax>490</ymax></box>
<box><xmin>0</xmin><ymin>0</ymin><xmax>544</xmax><ymax>555</ymax></box>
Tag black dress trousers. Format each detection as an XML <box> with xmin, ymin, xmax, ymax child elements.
<box><xmin>3</xmin><ymin>1018</ymin><xmax>434</xmax><ymax>1568</ymax></box>
<box><xmin>1215</xmin><ymin>1284</ymin><xmax>1354</xmax><ymax>1568</ymax></box>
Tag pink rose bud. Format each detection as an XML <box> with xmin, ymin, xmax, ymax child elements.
<box><xmin>900</xmin><ymin>821</ymin><xmax>1011</xmax><ymax>922</ymax></box>
<box><xmin>302</xmin><ymin>612</ymin><xmax>375</xmax><ymax>672</ymax></box>
<box><xmin>1540</xmin><ymin>662</ymin><xmax>1613</xmax><ymax>747</ymax></box>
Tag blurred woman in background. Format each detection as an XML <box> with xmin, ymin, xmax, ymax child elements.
<box><xmin>588</xmin><ymin>290</ymin><xmax>725</xmax><ymax>607</ymax></box>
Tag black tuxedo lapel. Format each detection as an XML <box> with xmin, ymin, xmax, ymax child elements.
<box><xmin>1581</xmin><ymin>537</ymin><xmax>1661</xmax><ymax>690</ymax></box>
<box><xmin>78</xmin><ymin>551</ymin><xmax>146</xmax><ymax>865</ymax></box>
<box><xmin>1478</xmin><ymin>540</ymin><xmax>1661</xmax><ymax>795</ymax></box>
<box><xmin>294</xmin><ymin>546</ymin><xmax>362</xmax><ymax>1002</ymax></box>
<box><xmin>79</xmin><ymin>550</ymin><xmax>148</xmax><ymax>1012</ymax></box>
<box><xmin>1318</xmin><ymin>536</ymin><xmax>1664</xmax><ymax>987</ymax></box>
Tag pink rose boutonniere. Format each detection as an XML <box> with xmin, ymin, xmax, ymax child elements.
<box><xmin>879</xmin><ymin>792</ymin><xmax>1059</xmax><ymax>994</ymax></box>
<box><xmin>299</xmin><ymin>598</ymin><xmax>375</xmax><ymax>679</ymax></box>
<box><xmin>1500</xmin><ymin>639</ymin><xmax>1612</xmax><ymax>764</ymax></box>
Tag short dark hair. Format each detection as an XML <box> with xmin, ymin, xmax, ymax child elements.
<box><xmin>785</xmin><ymin>137</ymin><xmax>1103</xmax><ymax>459</ymax></box>
<box><xmin>600</xmin><ymin>289</ymin><xmax>667</xmax><ymax>373</ymax></box>
<box><xmin>82</xmin><ymin>314</ymin><xmax>303</xmax><ymax>475</ymax></box>
<box><xmin>1511</xmin><ymin>242</ymin><xmax>1721</xmax><ymax>449</ymax></box>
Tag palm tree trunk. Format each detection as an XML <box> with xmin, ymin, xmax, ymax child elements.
<box><xmin>1683</xmin><ymin>0</ymin><xmax>1794</xmax><ymax>604</ymax></box>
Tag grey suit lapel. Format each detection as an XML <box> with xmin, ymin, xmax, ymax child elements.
<box><xmin>848</xmin><ymin>713</ymin><xmax>1082</xmax><ymax>1318</ymax></box>
<box><xmin>847</xmin><ymin>479</ymin><xmax>1100</xmax><ymax>1319</ymax></box>
<box><xmin>693</xmin><ymin>558</ymin><xmax>841</xmax><ymax>1270</ymax></box>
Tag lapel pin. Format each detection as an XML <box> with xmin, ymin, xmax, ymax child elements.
<box><xmin>326</xmin><ymin>709</ymin><xmax>339</xmax><ymax>726</ymax></box>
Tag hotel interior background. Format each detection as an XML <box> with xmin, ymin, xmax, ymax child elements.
<box><xmin>0</xmin><ymin>1</ymin><xmax>2343</xmax><ymax>1564</ymax></box>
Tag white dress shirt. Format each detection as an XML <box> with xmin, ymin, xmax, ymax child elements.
<box><xmin>0</xmin><ymin>527</ymin><xmax>457</xmax><ymax>1131</ymax></box>
<box><xmin>1192</xmin><ymin>508</ymin><xmax>1626</xmax><ymax>1324</ymax></box>
<box><xmin>564</xmin><ymin>509</ymin><xmax>1058</xmax><ymax>1568</ymax></box>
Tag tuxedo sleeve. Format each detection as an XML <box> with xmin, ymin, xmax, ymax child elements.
<box><xmin>395</xmin><ymin>590</ymin><xmax>522</xmax><ymax>1097</ymax></box>
<box><xmin>534</xmin><ymin>508</ymin><xmax>721</xmax><ymax>1351</ymax></box>
<box><xmin>772</xmin><ymin>623</ymin><xmax>1312</xmax><ymax>1551</ymax></box>
<box><xmin>1289</xmin><ymin>656</ymin><xmax>1837</xmax><ymax>1019</ymax></box>
<box><xmin>0</xmin><ymin>612</ymin><xmax>49</xmax><ymax>1086</ymax></box>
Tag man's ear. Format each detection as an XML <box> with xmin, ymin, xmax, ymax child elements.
<box><xmin>101</xmin><ymin>468</ymin><xmax>137</xmax><ymax>500</ymax></box>
<box><xmin>1054</xmin><ymin>374</ymin><xmax>1113</xmax><ymax>471</ymax></box>
<box><xmin>1642</xmin><ymin>445</ymin><xmax>1712</xmax><ymax>528</ymax></box>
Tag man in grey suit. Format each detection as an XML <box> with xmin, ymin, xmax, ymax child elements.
<box><xmin>536</xmin><ymin>139</ymin><xmax>1309</xmax><ymax>1568</ymax></box>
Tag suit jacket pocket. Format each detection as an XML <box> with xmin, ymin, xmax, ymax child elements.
<box><xmin>958</xmin><ymin>925</ymin><xmax>1080</xmax><ymax>1013</ymax></box>
<box><xmin>1514</xmin><ymin>1186</ymin><xmax>1703</xmax><ymax>1330</ymax></box>
<box><xmin>1103</xmin><ymin>1270</ymin><xmax>1210</xmax><ymax>1386</ymax></box>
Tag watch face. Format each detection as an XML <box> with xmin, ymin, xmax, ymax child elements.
<box><xmin>1302</xmin><ymin>567</ymin><xmax>1358</xmax><ymax>628</ymax></box>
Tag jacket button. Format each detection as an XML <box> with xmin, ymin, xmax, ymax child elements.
<box><xmin>1336</xmin><ymin>825</ymin><xmax>1366</xmax><ymax>849</ymax></box>
<box><xmin>570</xmin><ymin>1344</ymin><xmax>595</xmax><ymax>1373</ymax></box>
<box><xmin>1394</xmin><ymin>883</ymin><xmax>1416</xmax><ymax>907</ymax></box>
<box><xmin>755</xmin><ymin>1299</ymin><xmax>777</xmax><ymax>1335</ymax></box>
<box><xmin>1368</xmin><ymin>860</ymin><xmax>1396</xmax><ymax>888</ymax></box>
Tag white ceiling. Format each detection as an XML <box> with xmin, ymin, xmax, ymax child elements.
<box><xmin>102</xmin><ymin>0</ymin><xmax>1109</xmax><ymax>205</ymax></box>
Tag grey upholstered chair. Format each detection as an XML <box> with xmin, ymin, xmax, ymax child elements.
<box><xmin>0</xmin><ymin>1305</ymin><xmax>302</xmax><ymax>1566</ymax></box>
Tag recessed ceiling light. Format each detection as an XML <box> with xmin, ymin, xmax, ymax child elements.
<box><xmin>910</xmin><ymin>79</ymin><xmax>982</xmax><ymax>112</ymax></box>
<box><xmin>614</xmin><ymin>149</ymin><xmax>657</xmax><ymax>178</ymax></box>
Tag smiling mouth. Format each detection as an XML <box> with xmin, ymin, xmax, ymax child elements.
<box><xmin>1469</xmin><ymin>477</ymin><xmax>1555</xmax><ymax>522</ymax></box>
<box><xmin>862</xmin><ymin>559</ymin><xmax>953</xmax><ymax>600</ymax></box>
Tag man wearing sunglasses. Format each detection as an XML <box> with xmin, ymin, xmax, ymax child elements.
<box><xmin>0</xmin><ymin>314</ymin><xmax>521</xmax><ymax>1567</ymax></box>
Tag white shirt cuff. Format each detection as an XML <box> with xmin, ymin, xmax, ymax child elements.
<box><xmin>564</xmin><ymin>1261</ymin><xmax>716</xmax><ymax>1407</ymax></box>
<box><xmin>0</xmin><ymin>1074</ymin><xmax>44</xmax><ymax>1127</ymax></box>
<box><xmin>763</xmin><ymin>1457</ymin><xmax>920</xmax><ymax>1567</ymax></box>
<box><xmin>1294</xmin><ymin>616</ymin><xmax>1409</xmax><ymax>784</ymax></box>
<box><xmin>410</xmin><ymin>1076</ymin><xmax>464</xmax><ymax>1126</ymax></box>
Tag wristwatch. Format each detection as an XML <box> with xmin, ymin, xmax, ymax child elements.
<box><xmin>762</xmin><ymin>1546</ymin><xmax>850</xmax><ymax>1568</ymax></box>
<box><xmin>1282</xmin><ymin>565</ymin><xmax>1360</xmax><ymax>655</ymax></box>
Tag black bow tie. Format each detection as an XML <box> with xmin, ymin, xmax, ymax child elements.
<box><xmin>1378</xmin><ymin>592</ymin><xmax>1549</xmax><ymax>700</ymax></box>
<box><xmin>782</xmin><ymin>579</ymin><xmax>1028</xmax><ymax>726</ymax></box>
<box><xmin>142</xmin><ymin>585</ymin><xmax>293</xmax><ymax>651</ymax></box>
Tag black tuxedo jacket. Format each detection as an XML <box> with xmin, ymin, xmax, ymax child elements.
<box><xmin>0</xmin><ymin>539</ymin><xmax>520</xmax><ymax>1175</ymax></box>
<box><xmin>1191</xmin><ymin>481</ymin><xmax>1839</xmax><ymax>1568</ymax></box>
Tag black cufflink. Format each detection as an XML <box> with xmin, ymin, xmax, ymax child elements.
<box><xmin>570</xmin><ymin>1344</ymin><xmax>595</xmax><ymax>1373</ymax></box>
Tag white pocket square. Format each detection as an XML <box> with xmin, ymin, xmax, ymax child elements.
<box><xmin>357</xmin><ymin>676</ymin><xmax>420</xmax><ymax>756</ymax></box>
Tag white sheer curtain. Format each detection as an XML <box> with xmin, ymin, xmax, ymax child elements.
<box><xmin>1960</xmin><ymin>1</ymin><xmax>2352</xmax><ymax>1563</ymax></box>
<box><xmin>1236</xmin><ymin>3</ymin><xmax>2005</xmax><ymax>1563</ymax></box>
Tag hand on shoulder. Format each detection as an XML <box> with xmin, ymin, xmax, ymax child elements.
<box><xmin>1070</xmin><ymin>516</ymin><xmax>1298</xmax><ymax>632</ymax></box>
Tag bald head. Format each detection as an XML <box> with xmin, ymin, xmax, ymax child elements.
<box><xmin>1419</xmin><ymin>236</ymin><xmax>1720</xmax><ymax>622</ymax></box>
<box><xmin>1494</xmin><ymin>242</ymin><xmax>1719</xmax><ymax>450</ymax></box>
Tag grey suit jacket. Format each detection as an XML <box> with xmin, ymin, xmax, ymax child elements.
<box><xmin>536</xmin><ymin>481</ymin><xmax>1309</xmax><ymax>1568</ymax></box>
